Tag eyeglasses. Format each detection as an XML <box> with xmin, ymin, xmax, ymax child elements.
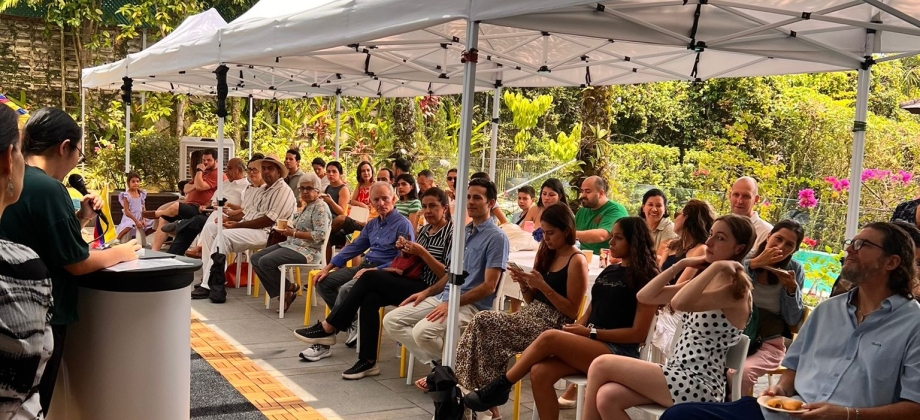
<box><xmin>446</xmin><ymin>176</ymin><xmax>456</xmax><ymax>182</ymax></box>
<box><xmin>298</xmin><ymin>186</ymin><xmax>316</xmax><ymax>192</ymax></box>
<box><xmin>247</xmin><ymin>167</ymin><xmax>260</xmax><ymax>173</ymax></box>
<box><xmin>76</xmin><ymin>147</ymin><xmax>85</xmax><ymax>165</ymax></box>
<box><xmin>844</xmin><ymin>238</ymin><xmax>884</xmax><ymax>252</ymax></box>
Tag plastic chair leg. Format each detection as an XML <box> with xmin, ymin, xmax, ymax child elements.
<box><xmin>575</xmin><ymin>382</ymin><xmax>585</xmax><ymax>420</ymax></box>
<box><xmin>399</xmin><ymin>345</ymin><xmax>408</xmax><ymax>378</ymax></box>
<box><xmin>406</xmin><ymin>353</ymin><xmax>415</xmax><ymax>385</ymax></box>
<box><xmin>234</xmin><ymin>254</ymin><xmax>242</xmax><ymax>289</ymax></box>
<box><xmin>295</xmin><ymin>267</ymin><xmax>303</xmax><ymax>295</ymax></box>
<box><xmin>513</xmin><ymin>353</ymin><xmax>522</xmax><ymax>420</ymax></box>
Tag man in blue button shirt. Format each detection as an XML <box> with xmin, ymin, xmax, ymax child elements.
<box><xmin>661</xmin><ymin>221</ymin><xmax>920</xmax><ymax>420</ymax></box>
<box><xmin>383</xmin><ymin>178</ymin><xmax>509</xmax><ymax>382</ymax></box>
<box><xmin>297</xmin><ymin>181</ymin><xmax>414</xmax><ymax>359</ymax></box>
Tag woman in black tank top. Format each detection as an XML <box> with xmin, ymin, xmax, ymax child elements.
<box><xmin>660</xmin><ymin>199</ymin><xmax>715</xmax><ymax>285</ymax></box>
<box><xmin>455</xmin><ymin>203</ymin><xmax>588</xmax><ymax>419</ymax></box>
<box><xmin>463</xmin><ymin>217</ymin><xmax>659</xmax><ymax>420</ymax></box>
<box><xmin>320</xmin><ymin>161</ymin><xmax>349</xmax><ymax>217</ymax></box>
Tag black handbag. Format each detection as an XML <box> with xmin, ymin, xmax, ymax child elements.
<box><xmin>207</xmin><ymin>249</ymin><xmax>228</xmax><ymax>303</ymax></box>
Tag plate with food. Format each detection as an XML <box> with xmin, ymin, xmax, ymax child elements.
<box><xmin>757</xmin><ymin>396</ymin><xmax>807</xmax><ymax>414</ymax></box>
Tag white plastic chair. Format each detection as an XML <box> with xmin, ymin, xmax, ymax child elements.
<box><xmin>633</xmin><ymin>333</ymin><xmax>751</xmax><ymax>419</ymax></box>
<box><xmin>276</xmin><ymin>225</ymin><xmax>331</xmax><ymax>319</ymax></box>
<box><xmin>529</xmin><ymin>314</ymin><xmax>659</xmax><ymax>420</ymax></box>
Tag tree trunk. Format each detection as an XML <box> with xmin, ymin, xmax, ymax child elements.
<box><xmin>391</xmin><ymin>97</ymin><xmax>416</xmax><ymax>162</ymax></box>
<box><xmin>573</xmin><ymin>86</ymin><xmax>612</xmax><ymax>193</ymax></box>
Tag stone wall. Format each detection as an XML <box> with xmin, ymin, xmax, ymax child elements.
<box><xmin>0</xmin><ymin>14</ymin><xmax>138</xmax><ymax>113</ymax></box>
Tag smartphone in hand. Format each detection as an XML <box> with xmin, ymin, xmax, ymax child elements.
<box><xmin>507</xmin><ymin>261</ymin><xmax>524</xmax><ymax>272</ymax></box>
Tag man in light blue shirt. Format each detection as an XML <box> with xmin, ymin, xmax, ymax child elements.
<box><xmin>383</xmin><ymin>178</ymin><xmax>509</xmax><ymax>369</ymax></box>
<box><xmin>661</xmin><ymin>222</ymin><xmax>920</xmax><ymax>420</ymax></box>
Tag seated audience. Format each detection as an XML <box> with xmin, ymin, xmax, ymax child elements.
<box><xmin>328</xmin><ymin>160</ymin><xmax>374</xmax><ymax>249</ymax></box>
<box><xmin>172</xmin><ymin>155</ymin><xmax>262</xmax><ymax>257</ymax></box>
<box><xmin>831</xmin><ymin>220</ymin><xmax>920</xmax><ymax>297</ymax></box>
<box><xmin>311</xmin><ymin>157</ymin><xmax>329</xmax><ymax>191</ymax></box>
<box><xmin>383</xmin><ymin>178</ymin><xmax>509</xmax><ymax>391</ymax></box>
<box><xmin>146</xmin><ymin>148</ymin><xmax>219</xmax><ymax>250</ymax></box>
<box><xmin>580</xmin><ymin>214</ymin><xmax>755</xmax><ymax>419</ymax></box>
<box><xmin>511</xmin><ymin>185</ymin><xmax>536</xmax><ymax>226</ymax></box>
<box><xmin>729</xmin><ymin>176</ymin><xmax>773</xmax><ymax>255</ymax></box>
<box><xmin>300</xmin><ymin>181</ymin><xmax>414</xmax><ymax>358</ymax></box>
<box><xmin>417</xmin><ymin>169</ymin><xmax>435</xmax><ymax>194</ymax></box>
<box><xmin>458</xmin><ymin>203</ymin><xmax>589</xmax><ymax>418</ymax></box>
<box><xmin>661</xmin><ymin>221</ymin><xmax>920</xmax><ymax>420</ymax></box>
<box><xmin>575</xmin><ymin>176</ymin><xmax>627</xmax><ymax>254</ymax></box>
<box><xmin>191</xmin><ymin>154</ymin><xmax>296</xmax><ymax>299</ymax></box>
<box><xmin>115</xmin><ymin>172</ymin><xmax>155</xmax><ymax>242</ymax></box>
<box><xmin>0</xmin><ymin>105</ymin><xmax>53</xmax><ymax>420</ymax></box>
<box><xmin>640</xmin><ymin>188</ymin><xmax>678</xmax><ymax>252</ymax></box>
<box><xmin>283</xmin><ymin>148</ymin><xmax>305</xmax><ymax>194</ymax></box>
<box><xmin>250</xmin><ymin>172</ymin><xmax>331</xmax><ymax>313</ymax></box>
<box><xmin>469</xmin><ymin>172</ymin><xmax>509</xmax><ymax>225</ymax></box>
<box><xmin>321</xmin><ymin>160</ymin><xmax>349</xmax><ymax>219</ymax></box>
<box><xmin>295</xmin><ymin>188</ymin><xmax>453</xmax><ymax>375</ymax></box>
<box><xmin>522</xmin><ymin>178</ymin><xmax>568</xmax><ymax>242</ymax></box>
<box><xmin>739</xmin><ymin>220</ymin><xmax>805</xmax><ymax>395</ymax></box>
<box><xmin>445</xmin><ymin>168</ymin><xmax>458</xmax><ymax>201</ymax></box>
<box><xmin>464</xmin><ymin>216</ymin><xmax>657</xmax><ymax>420</ymax></box>
<box><xmin>395</xmin><ymin>173</ymin><xmax>422</xmax><ymax>228</ymax></box>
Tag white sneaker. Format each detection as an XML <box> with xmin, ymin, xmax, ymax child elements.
<box><xmin>299</xmin><ymin>344</ymin><xmax>331</xmax><ymax>362</ymax></box>
<box><xmin>344</xmin><ymin>320</ymin><xmax>359</xmax><ymax>348</ymax></box>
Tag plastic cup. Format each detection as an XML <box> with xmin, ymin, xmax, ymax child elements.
<box><xmin>277</xmin><ymin>219</ymin><xmax>289</xmax><ymax>230</ymax></box>
<box><xmin>522</xmin><ymin>221</ymin><xmax>535</xmax><ymax>233</ymax></box>
<box><xmin>600</xmin><ymin>248</ymin><xmax>610</xmax><ymax>267</ymax></box>
<box><xmin>583</xmin><ymin>250</ymin><xmax>594</xmax><ymax>264</ymax></box>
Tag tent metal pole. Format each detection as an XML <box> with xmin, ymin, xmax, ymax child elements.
<box><xmin>214</xmin><ymin>65</ymin><xmax>230</xmax><ymax>253</ymax></box>
<box><xmin>844</xmin><ymin>65</ymin><xmax>871</xmax><ymax>240</ymax></box>
<box><xmin>248</xmin><ymin>95</ymin><xmax>254</xmax><ymax>160</ymax></box>
<box><xmin>442</xmin><ymin>20</ymin><xmax>479</xmax><ymax>369</ymax></box>
<box><xmin>488</xmin><ymin>86</ymin><xmax>501</xmax><ymax>180</ymax></box>
<box><xmin>80</xmin><ymin>87</ymin><xmax>86</xmax><ymax>174</ymax></box>
<box><xmin>125</xmin><ymin>102</ymin><xmax>131</xmax><ymax>173</ymax></box>
<box><xmin>335</xmin><ymin>92</ymin><xmax>342</xmax><ymax>159</ymax></box>
<box><xmin>844</xmin><ymin>29</ymin><xmax>876</xmax><ymax>240</ymax></box>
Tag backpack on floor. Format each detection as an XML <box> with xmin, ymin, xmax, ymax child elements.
<box><xmin>208</xmin><ymin>249</ymin><xmax>228</xmax><ymax>303</ymax></box>
<box><xmin>428</xmin><ymin>364</ymin><xmax>465</xmax><ymax>420</ymax></box>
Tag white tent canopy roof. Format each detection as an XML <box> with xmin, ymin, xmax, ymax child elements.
<box><xmin>82</xmin><ymin>1</ymin><xmax>920</xmax><ymax>98</ymax></box>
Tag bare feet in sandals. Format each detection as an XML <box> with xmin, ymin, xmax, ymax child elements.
<box><xmin>415</xmin><ymin>377</ymin><xmax>428</xmax><ymax>393</ymax></box>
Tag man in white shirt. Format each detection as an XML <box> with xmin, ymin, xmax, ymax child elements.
<box><xmin>192</xmin><ymin>154</ymin><xmax>297</xmax><ymax>299</ymax></box>
<box><xmin>730</xmin><ymin>176</ymin><xmax>773</xmax><ymax>255</ymax></box>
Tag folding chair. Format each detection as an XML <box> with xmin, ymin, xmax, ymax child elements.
<box><xmin>277</xmin><ymin>225</ymin><xmax>332</xmax><ymax>319</ymax></box>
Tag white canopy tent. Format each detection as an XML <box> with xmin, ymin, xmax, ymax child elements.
<box><xmin>81</xmin><ymin>0</ymin><xmax>920</xmax><ymax>367</ymax></box>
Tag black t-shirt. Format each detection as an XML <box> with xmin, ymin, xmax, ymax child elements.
<box><xmin>587</xmin><ymin>264</ymin><xmax>639</xmax><ymax>333</ymax></box>
<box><xmin>0</xmin><ymin>165</ymin><xmax>90</xmax><ymax>325</ymax></box>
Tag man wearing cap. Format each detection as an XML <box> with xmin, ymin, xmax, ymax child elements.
<box><xmin>192</xmin><ymin>154</ymin><xmax>297</xmax><ymax>299</ymax></box>
<box><xmin>284</xmin><ymin>149</ymin><xmax>305</xmax><ymax>194</ymax></box>
<box><xmin>312</xmin><ymin>157</ymin><xmax>330</xmax><ymax>192</ymax></box>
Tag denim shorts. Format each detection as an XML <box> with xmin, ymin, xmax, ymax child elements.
<box><xmin>605</xmin><ymin>342</ymin><xmax>640</xmax><ymax>358</ymax></box>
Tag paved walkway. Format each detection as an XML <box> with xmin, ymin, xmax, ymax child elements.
<box><xmin>191</xmin><ymin>277</ymin><xmax>769</xmax><ymax>419</ymax></box>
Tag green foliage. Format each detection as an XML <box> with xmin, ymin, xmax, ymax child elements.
<box><xmin>85</xmin><ymin>132</ymin><xmax>180</xmax><ymax>192</ymax></box>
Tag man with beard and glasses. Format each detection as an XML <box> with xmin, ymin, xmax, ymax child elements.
<box><xmin>660</xmin><ymin>221</ymin><xmax>920</xmax><ymax>420</ymax></box>
<box><xmin>831</xmin><ymin>220</ymin><xmax>920</xmax><ymax>299</ymax></box>
<box><xmin>574</xmin><ymin>176</ymin><xmax>626</xmax><ymax>253</ymax></box>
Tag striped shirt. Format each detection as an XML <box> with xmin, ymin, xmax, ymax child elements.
<box><xmin>244</xmin><ymin>178</ymin><xmax>297</xmax><ymax>230</ymax></box>
<box><xmin>0</xmin><ymin>238</ymin><xmax>52</xmax><ymax>420</ymax></box>
<box><xmin>395</xmin><ymin>199</ymin><xmax>421</xmax><ymax>218</ymax></box>
<box><xmin>416</xmin><ymin>220</ymin><xmax>454</xmax><ymax>286</ymax></box>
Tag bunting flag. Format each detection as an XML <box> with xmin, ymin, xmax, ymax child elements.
<box><xmin>0</xmin><ymin>93</ymin><xmax>29</xmax><ymax>125</ymax></box>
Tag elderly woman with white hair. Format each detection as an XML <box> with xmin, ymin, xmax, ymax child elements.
<box><xmin>251</xmin><ymin>172</ymin><xmax>332</xmax><ymax>313</ymax></box>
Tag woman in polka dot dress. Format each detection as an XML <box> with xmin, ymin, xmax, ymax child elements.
<box><xmin>582</xmin><ymin>214</ymin><xmax>756</xmax><ymax>420</ymax></box>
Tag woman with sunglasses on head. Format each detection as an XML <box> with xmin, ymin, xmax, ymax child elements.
<box><xmin>738</xmin><ymin>219</ymin><xmax>805</xmax><ymax>395</ymax></box>
<box><xmin>581</xmin><ymin>214</ymin><xmax>755</xmax><ymax>420</ymax></box>
<box><xmin>0</xmin><ymin>107</ymin><xmax>140</xmax><ymax>415</ymax></box>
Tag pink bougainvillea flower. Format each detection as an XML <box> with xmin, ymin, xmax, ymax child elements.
<box><xmin>797</xmin><ymin>188</ymin><xmax>818</xmax><ymax>209</ymax></box>
<box><xmin>895</xmin><ymin>170</ymin><xmax>913</xmax><ymax>184</ymax></box>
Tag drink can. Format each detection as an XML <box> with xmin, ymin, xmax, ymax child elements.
<box><xmin>599</xmin><ymin>248</ymin><xmax>610</xmax><ymax>268</ymax></box>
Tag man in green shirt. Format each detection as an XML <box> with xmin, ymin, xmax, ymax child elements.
<box><xmin>574</xmin><ymin>176</ymin><xmax>627</xmax><ymax>253</ymax></box>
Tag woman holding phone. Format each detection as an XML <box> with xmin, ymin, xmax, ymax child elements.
<box><xmin>581</xmin><ymin>214</ymin><xmax>754</xmax><ymax>420</ymax></box>
<box><xmin>738</xmin><ymin>219</ymin><xmax>805</xmax><ymax>395</ymax></box>
<box><xmin>464</xmin><ymin>216</ymin><xmax>658</xmax><ymax>420</ymax></box>
<box><xmin>456</xmin><ymin>203</ymin><xmax>588</xmax><ymax>419</ymax></box>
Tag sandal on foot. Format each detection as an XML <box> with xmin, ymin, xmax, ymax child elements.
<box><xmin>280</xmin><ymin>284</ymin><xmax>300</xmax><ymax>313</ymax></box>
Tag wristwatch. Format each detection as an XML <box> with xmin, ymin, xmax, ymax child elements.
<box><xmin>588</xmin><ymin>323</ymin><xmax>597</xmax><ymax>340</ymax></box>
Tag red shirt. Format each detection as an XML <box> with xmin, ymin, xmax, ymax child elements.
<box><xmin>186</xmin><ymin>169</ymin><xmax>218</xmax><ymax>206</ymax></box>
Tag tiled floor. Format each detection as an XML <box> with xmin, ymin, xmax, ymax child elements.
<box><xmin>192</xmin><ymin>278</ymin><xmax>770</xmax><ymax>419</ymax></box>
